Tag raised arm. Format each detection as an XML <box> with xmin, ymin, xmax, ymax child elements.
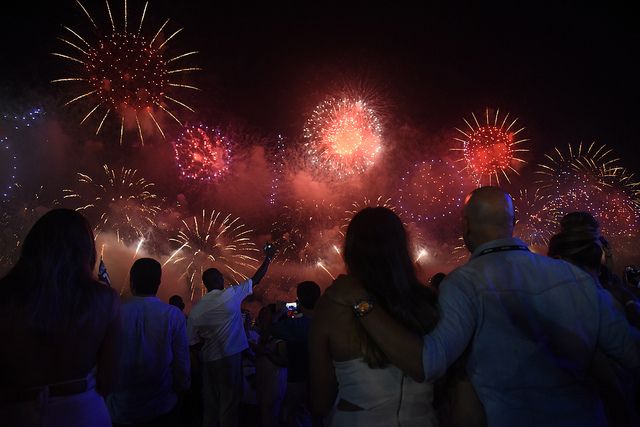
<box><xmin>251</xmin><ymin>243</ymin><xmax>276</xmax><ymax>287</ymax></box>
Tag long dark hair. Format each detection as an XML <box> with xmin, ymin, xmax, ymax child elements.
<box><xmin>0</xmin><ymin>208</ymin><xmax>101</xmax><ymax>336</ymax></box>
<box><xmin>344</xmin><ymin>207</ymin><xmax>439</xmax><ymax>368</ymax></box>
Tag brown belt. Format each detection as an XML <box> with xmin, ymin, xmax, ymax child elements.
<box><xmin>0</xmin><ymin>378</ymin><xmax>90</xmax><ymax>404</ymax></box>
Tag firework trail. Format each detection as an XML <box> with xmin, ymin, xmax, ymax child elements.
<box><xmin>268</xmin><ymin>134</ymin><xmax>286</xmax><ymax>206</ymax></box>
<box><xmin>52</xmin><ymin>0</ymin><xmax>200</xmax><ymax>144</ymax></box>
<box><xmin>398</xmin><ymin>159</ymin><xmax>470</xmax><ymax>223</ymax></box>
<box><xmin>168</xmin><ymin>210</ymin><xmax>260</xmax><ymax>300</ymax></box>
<box><xmin>63</xmin><ymin>164</ymin><xmax>161</xmax><ymax>243</ymax></box>
<box><xmin>452</xmin><ymin>108</ymin><xmax>529</xmax><ymax>185</ymax></box>
<box><xmin>172</xmin><ymin>125</ymin><xmax>232</xmax><ymax>182</ymax></box>
<box><xmin>304</xmin><ymin>97</ymin><xmax>383</xmax><ymax>180</ymax></box>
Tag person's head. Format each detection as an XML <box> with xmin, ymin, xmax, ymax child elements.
<box><xmin>130</xmin><ymin>258</ymin><xmax>162</xmax><ymax>296</ymax></box>
<box><xmin>257</xmin><ymin>304</ymin><xmax>277</xmax><ymax>333</ymax></box>
<box><xmin>202</xmin><ymin>268</ymin><xmax>224</xmax><ymax>291</ymax></box>
<box><xmin>429</xmin><ymin>272</ymin><xmax>447</xmax><ymax>291</ymax></box>
<box><xmin>462</xmin><ymin>186</ymin><xmax>515</xmax><ymax>252</ymax></box>
<box><xmin>344</xmin><ymin>207</ymin><xmax>438</xmax><ymax>368</ymax></box>
<box><xmin>548</xmin><ymin>212</ymin><xmax>603</xmax><ymax>277</ymax></box>
<box><xmin>169</xmin><ymin>295</ymin><xmax>185</xmax><ymax>312</ymax></box>
<box><xmin>296</xmin><ymin>281</ymin><xmax>321</xmax><ymax>311</ymax></box>
<box><xmin>1</xmin><ymin>208</ymin><xmax>98</xmax><ymax>333</ymax></box>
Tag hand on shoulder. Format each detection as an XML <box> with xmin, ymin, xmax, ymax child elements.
<box><xmin>323</xmin><ymin>274</ymin><xmax>368</xmax><ymax>306</ymax></box>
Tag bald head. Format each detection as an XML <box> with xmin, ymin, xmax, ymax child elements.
<box><xmin>462</xmin><ymin>187</ymin><xmax>515</xmax><ymax>252</ymax></box>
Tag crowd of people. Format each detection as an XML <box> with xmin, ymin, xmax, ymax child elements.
<box><xmin>0</xmin><ymin>186</ymin><xmax>638</xmax><ymax>427</ymax></box>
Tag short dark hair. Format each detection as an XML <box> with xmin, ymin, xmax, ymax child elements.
<box><xmin>202</xmin><ymin>268</ymin><xmax>224</xmax><ymax>291</ymax></box>
<box><xmin>130</xmin><ymin>258</ymin><xmax>162</xmax><ymax>295</ymax></box>
<box><xmin>169</xmin><ymin>295</ymin><xmax>185</xmax><ymax>311</ymax></box>
<box><xmin>430</xmin><ymin>273</ymin><xmax>447</xmax><ymax>291</ymax></box>
<box><xmin>296</xmin><ymin>281</ymin><xmax>321</xmax><ymax>310</ymax></box>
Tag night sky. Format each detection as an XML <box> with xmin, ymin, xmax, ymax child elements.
<box><xmin>0</xmin><ymin>1</ymin><xmax>638</xmax><ymax>159</ymax></box>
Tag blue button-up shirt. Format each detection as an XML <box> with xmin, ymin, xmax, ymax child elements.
<box><xmin>107</xmin><ymin>296</ymin><xmax>191</xmax><ymax>423</ymax></box>
<box><xmin>423</xmin><ymin>238</ymin><xmax>639</xmax><ymax>427</ymax></box>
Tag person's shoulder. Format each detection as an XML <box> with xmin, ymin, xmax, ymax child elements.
<box><xmin>90</xmin><ymin>280</ymin><xmax>119</xmax><ymax>304</ymax></box>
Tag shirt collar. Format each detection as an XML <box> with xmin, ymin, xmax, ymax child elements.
<box><xmin>470</xmin><ymin>237</ymin><xmax>529</xmax><ymax>260</ymax></box>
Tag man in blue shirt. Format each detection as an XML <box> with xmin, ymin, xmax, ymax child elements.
<box><xmin>327</xmin><ymin>187</ymin><xmax>639</xmax><ymax>427</ymax></box>
<box><xmin>108</xmin><ymin>258</ymin><xmax>190</xmax><ymax>426</ymax></box>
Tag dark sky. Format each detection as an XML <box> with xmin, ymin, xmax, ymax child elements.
<box><xmin>0</xmin><ymin>1</ymin><xmax>638</xmax><ymax>161</ymax></box>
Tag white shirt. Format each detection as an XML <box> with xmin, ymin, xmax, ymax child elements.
<box><xmin>107</xmin><ymin>296</ymin><xmax>190</xmax><ymax>423</ymax></box>
<box><xmin>187</xmin><ymin>279</ymin><xmax>253</xmax><ymax>361</ymax></box>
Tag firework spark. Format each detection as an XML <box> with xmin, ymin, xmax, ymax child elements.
<box><xmin>0</xmin><ymin>184</ymin><xmax>55</xmax><ymax>273</ymax></box>
<box><xmin>52</xmin><ymin>0</ymin><xmax>200</xmax><ymax>144</ymax></box>
<box><xmin>268</xmin><ymin>134</ymin><xmax>286</xmax><ymax>206</ymax></box>
<box><xmin>398</xmin><ymin>160</ymin><xmax>470</xmax><ymax>223</ymax></box>
<box><xmin>168</xmin><ymin>210</ymin><xmax>260</xmax><ymax>300</ymax></box>
<box><xmin>304</xmin><ymin>97</ymin><xmax>383</xmax><ymax>179</ymax></box>
<box><xmin>63</xmin><ymin>164</ymin><xmax>161</xmax><ymax>242</ymax></box>
<box><xmin>453</xmin><ymin>108</ymin><xmax>529</xmax><ymax>185</ymax></box>
<box><xmin>535</xmin><ymin>142</ymin><xmax>640</xmax><ymax>238</ymax></box>
<box><xmin>270</xmin><ymin>199</ymin><xmax>341</xmax><ymax>264</ymax></box>
<box><xmin>513</xmin><ymin>189</ymin><xmax>556</xmax><ymax>247</ymax></box>
<box><xmin>0</xmin><ymin>108</ymin><xmax>45</xmax><ymax>200</ymax></box>
<box><xmin>172</xmin><ymin>125</ymin><xmax>232</xmax><ymax>182</ymax></box>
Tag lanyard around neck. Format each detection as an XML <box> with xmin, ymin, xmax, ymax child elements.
<box><xmin>476</xmin><ymin>244</ymin><xmax>530</xmax><ymax>258</ymax></box>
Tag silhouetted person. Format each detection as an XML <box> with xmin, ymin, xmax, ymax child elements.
<box><xmin>311</xmin><ymin>208</ymin><xmax>440</xmax><ymax>426</ymax></box>
<box><xmin>107</xmin><ymin>258</ymin><xmax>190</xmax><ymax>427</ymax></box>
<box><xmin>327</xmin><ymin>187</ymin><xmax>639</xmax><ymax>427</ymax></box>
<box><xmin>0</xmin><ymin>209</ymin><xmax>119</xmax><ymax>426</ymax></box>
<box><xmin>169</xmin><ymin>294</ymin><xmax>186</xmax><ymax>315</ymax></box>
<box><xmin>273</xmin><ymin>281</ymin><xmax>321</xmax><ymax>427</ymax></box>
<box><xmin>188</xmin><ymin>244</ymin><xmax>277</xmax><ymax>427</ymax></box>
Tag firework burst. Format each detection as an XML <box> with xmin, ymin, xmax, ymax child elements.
<box><xmin>270</xmin><ymin>199</ymin><xmax>341</xmax><ymax>264</ymax></box>
<box><xmin>513</xmin><ymin>189</ymin><xmax>556</xmax><ymax>247</ymax></box>
<box><xmin>304</xmin><ymin>97</ymin><xmax>383</xmax><ymax>179</ymax></box>
<box><xmin>172</xmin><ymin>125</ymin><xmax>232</xmax><ymax>182</ymax></box>
<box><xmin>535</xmin><ymin>142</ymin><xmax>640</xmax><ymax>239</ymax></box>
<box><xmin>340</xmin><ymin>195</ymin><xmax>398</xmax><ymax>234</ymax></box>
<box><xmin>52</xmin><ymin>0</ymin><xmax>200</xmax><ymax>145</ymax></box>
<box><xmin>398</xmin><ymin>159</ymin><xmax>470</xmax><ymax>223</ymax></box>
<box><xmin>452</xmin><ymin>108</ymin><xmax>529</xmax><ymax>185</ymax></box>
<box><xmin>63</xmin><ymin>164</ymin><xmax>161</xmax><ymax>242</ymax></box>
<box><xmin>167</xmin><ymin>210</ymin><xmax>260</xmax><ymax>300</ymax></box>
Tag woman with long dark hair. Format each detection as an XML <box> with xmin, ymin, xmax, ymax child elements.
<box><xmin>310</xmin><ymin>207</ymin><xmax>439</xmax><ymax>426</ymax></box>
<box><xmin>0</xmin><ymin>209</ymin><xmax>120</xmax><ymax>426</ymax></box>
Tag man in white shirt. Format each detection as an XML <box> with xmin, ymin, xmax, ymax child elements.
<box><xmin>107</xmin><ymin>258</ymin><xmax>190</xmax><ymax>426</ymax></box>
<box><xmin>188</xmin><ymin>244</ymin><xmax>277</xmax><ymax>427</ymax></box>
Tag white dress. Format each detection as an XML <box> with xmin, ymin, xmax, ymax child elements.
<box><xmin>330</xmin><ymin>358</ymin><xmax>438</xmax><ymax>427</ymax></box>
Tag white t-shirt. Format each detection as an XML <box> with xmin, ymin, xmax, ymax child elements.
<box><xmin>187</xmin><ymin>279</ymin><xmax>253</xmax><ymax>362</ymax></box>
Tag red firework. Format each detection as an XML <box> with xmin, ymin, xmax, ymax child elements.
<box><xmin>172</xmin><ymin>125</ymin><xmax>232</xmax><ymax>182</ymax></box>
<box><xmin>52</xmin><ymin>0</ymin><xmax>200</xmax><ymax>144</ymax></box>
<box><xmin>453</xmin><ymin>108</ymin><xmax>529</xmax><ymax>185</ymax></box>
<box><xmin>304</xmin><ymin>97</ymin><xmax>383</xmax><ymax>179</ymax></box>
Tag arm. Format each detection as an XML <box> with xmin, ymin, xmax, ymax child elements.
<box><xmin>596</xmin><ymin>286</ymin><xmax>640</xmax><ymax>375</ymax></box>
<box><xmin>171</xmin><ymin>311</ymin><xmax>191</xmax><ymax>393</ymax></box>
<box><xmin>309</xmin><ymin>296</ymin><xmax>338</xmax><ymax>416</ymax></box>
<box><xmin>251</xmin><ymin>243</ymin><xmax>277</xmax><ymax>287</ymax></box>
<box><xmin>324</xmin><ymin>275</ymin><xmax>425</xmax><ymax>381</ymax></box>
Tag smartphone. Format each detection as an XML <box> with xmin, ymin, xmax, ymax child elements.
<box><xmin>285</xmin><ymin>301</ymin><xmax>298</xmax><ymax>317</ymax></box>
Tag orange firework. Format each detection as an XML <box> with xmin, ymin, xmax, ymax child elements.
<box><xmin>453</xmin><ymin>108</ymin><xmax>529</xmax><ymax>185</ymax></box>
<box><xmin>52</xmin><ymin>0</ymin><xmax>200</xmax><ymax>145</ymax></box>
<box><xmin>304</xmin><ymin>97</ymin><xmax>383</xmax><ymax>179</ymax></box>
